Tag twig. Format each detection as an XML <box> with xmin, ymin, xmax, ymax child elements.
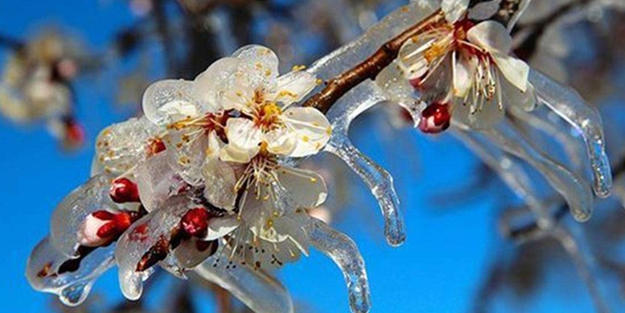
<box><xmin>209</xmin><ymin>283</ymin><xmax>233</xmax><ymax>313</ymax></box>
<box><xmin>302</xmin><ymin>10</ymin><xmax>446</xmax><ymax>113</ymax></box>
<box><xmin>508</xmin><ymin>156</ymin><xmax>625</xmax><ymax>240</ymax></box>
<box><xmin>153</xmin><ymin>0</ymin><xmax>178</xmax><ymax>75</ymax></box>
<box><xmin>513</xmin><ymin>0</ymin><xmax>593</xmax><ymax>60</ymax></box>
<box><xmin>176</xmin><ymin>0</ymin><xmax>221</xmax><ymax>16</ymax></box>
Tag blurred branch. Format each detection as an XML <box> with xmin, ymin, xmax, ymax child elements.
<box><xmin>209</xmin><ymin>283</ymin><xmax>233</xmax><ymax>313</ymax></box>
<box><xmin>513</xmin><ymin>0</ymin><xmax>594</xmax><ymax>60</ymax></box>
<box><xmin>506</xmin><ymin>156</ymin><xmax>625</xmax><ymax>241</ymax></box>
<box><xmin>0</xmin><ymin>33</ymin><xmax>24</xmax><ymax>51</ymax></box>
<box><xmin>153</xmin><ymin>0</ymin><xmax>178</xmax><ymax>75</ymax></box>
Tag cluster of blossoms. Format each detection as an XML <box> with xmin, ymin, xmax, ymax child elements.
<box><xmin>27</xmin><ymin>0</ymin><xmax>616</xmax><ymax>312</ymax></box>
<box><xmin>0</xmin><ymin>31</ymin><xmax>84</xmax><ymax>149</ymax></box>
<box><xmin>28</xmin><ymin>45</ymin><xmax>368</xmax><ymax>313</ymax></box>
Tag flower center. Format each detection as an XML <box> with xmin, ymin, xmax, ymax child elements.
<box><xmin>255</xmin><ymin>102</ymin><xmax>283</xmax><ymax>130</ymax></box>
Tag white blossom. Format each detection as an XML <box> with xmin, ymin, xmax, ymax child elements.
<box><xmin>399</xmin><ymin>0</ymin><xmax>536</xmax><ymax>129</ymax></box>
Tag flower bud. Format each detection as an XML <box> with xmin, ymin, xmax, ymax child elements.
<box><xmin>418</xmin><ymin>102</ymin><xmax>451</xmax><ymax>134</ymax></box>
<box><xmin>78</xmin><ymin>210</ymin><xmax>135</xmax><ymax>247</ymax></box>
<box><xmin>180</xmin><ymin>208</ymin><xmax>211</xmax><ymax>238</ymax></box>
<box><xmin>110</xmin><ymin>177</ymin><xmax>140</xmax><ymax>203</ymax></box>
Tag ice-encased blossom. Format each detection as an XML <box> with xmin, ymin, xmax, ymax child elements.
<box><xmin>398</xmin><ymin>0</ymin><xmax>536</xmax><ymax>130</ymax></box>
<box><xmin>215</xmin><ymin>45</ymin><xmax>330</xmax><ymax>163</ymax></box>
<box><xmin>200</xmin><ymin>156</ymin><xmax>328</xmax><ymax>268</ymax></box>
<box><xmin>141</xmin><ymin>45</ymin><xmax>330</xmax><ymax>185</ymax></box>
<box><xmin>30</xmin><ymin>45</ymin><xmax>370</xmax><ymax>313</ymax></box>
<box><xmin>94</xmin><ymin>117</ymin><xmax>163</xmax><ymax>175</ymax></box>
<box><xmin>27</xmin><ymin>175</ymin><xmax>296</xmax><ymax>313</ymax></box>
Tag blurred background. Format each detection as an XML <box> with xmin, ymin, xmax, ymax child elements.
<box><xmin>1</xmin><ymin>0</ymin><xmax>625</xmax><ymax>312</ymax></box>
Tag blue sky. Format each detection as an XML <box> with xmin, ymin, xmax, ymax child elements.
<box><xmin>0</xmin><ymin>1</ymin><xmax>602</xmax><ymax>313</ymax></box>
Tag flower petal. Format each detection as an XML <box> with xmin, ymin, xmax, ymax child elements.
<box><xmin>492</xmin><ymin>53</ymin><xmax>530</xmax><ymax>92</ymax></box>
<box><xmin>467</xmin><ymin>21</ymin><xmax>513</xmax><ymax>53</ymax></box>
<box><xmin>265</xmin><ymin>127</ymin><xmax>297</xmax><ymax>156</ymax></box>
<box><xmin>206</xmin><ymin>216</ymin><xmax>241</xmax><ymax>240</ymax></box>
<box><xmin>232</xmin><ymin>45</ymin><xmax>280</xmax><ymax>90</ymax></box>
<box><xmin>397</xmin><ymin>37</ymin><xmax>435</xmax><ymax>80</ymax></box>
<box><xmin>202</xmin><ymin>159</ymin><xmax>238</xmax><ymax>212</ymax></box>
<box><xmin>503</xmin><ymin>80</ymin><xmax>537</xmax><ymax>111</ymax></box>
<box><xmin>95</xmin><ymin>117</ymin><xmax>160</xmax><ymax>175</ymax></box>
<box><xmin>135</xmin><ymin>151</ymin><xmax>187</xmax><ymax>212</ymax></box>
<box><xmin>452</xmin><ymin>95</ymin><xmax>505</xmax><ymax>130</ymax></box>
<box><xmin>240</xmin><ymin>188</ymin><xmax>285</xmax><ymax>242</ymax></box>
<box><xmin>281</xmin><ymin>107</ymin><xmax>332</xmax><ymax>157</ymax></box>
<box><xmin>192</xmin><ymin>57</ymin><xmax>241</xmax><ymax>112</ymax></box>
<box><xmin>270</xmin><ymin>71</ymin><xmax>318</xmax><ymax>105</ymax></box>
<box><xmin>142</xmin><ymin>80</ymin><xmax>200</xmax><ymax>127</ymax></box>
<box><xmin>221</xmin><ymin>118</ymin><xmax>261</xmax><ymax>163</ymax></box>
<box><xmin>164</xmin><ymin>129</ymin><xmax>207</xmax><ymax>186</ymax></box>
<box><xmin>468</xmin><ymin>0</ymin><xmax>501</xmax><ymax>20</ymax></box>
<box><xmin>452</xmin><ymin>52</ymin><xmax>477</xmax><ymax>98</ymax></box>
<box><xmin>276</xmin><ymin>166</ymin><xmax>328</xmax><ymax>208</ymax></box>
<box><xmin>170</xmin><ymin>239</ymin><xmax>218</xmax><ymax>269</ymax></box>
<box><xmin>442</xmin><ymin>0</ymin><xmax>469</xmax><ymax>23</ymax></box>
<box><xmin>221</xmin><ymin>75</ymin><xmax>255</xmax><ymax>113</ymax></box>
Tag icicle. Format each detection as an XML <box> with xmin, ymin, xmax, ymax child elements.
<box><xmin>483</xmin><ymin>121</ymin><xmax>593</xmax><ymax>221</ymax></box>
<box><xmin>194</xmin><ymin>254</ymin><xmax>294</xmax><ymax>313</ymax></box>
<box><xmin>318</xmin><ymin>81</ymin><xmax>406</xmax><ymax>246</ymax></box>
<box><xmin>454</xmin><ymin>130</ymin><xmax>553</xmax><ymax>228</ymax></box>
<box><xmin>509</xmin><ymin>106</ymin><xmax>586</xmax><ymax>173</ymax></box>
<box><xmin>529</xmin><ymin>69</ymin><xmax>612</xmax><ymax>198</ymax></box>
<box><xmin>326</xmin><ymin>135</ymin><xmax>405</xmax><ymax>246</ymax></box>
<box><xmin>306</xmin><ymin>218</ymin><xmax>371</xmax><ymax>313</ymax></box>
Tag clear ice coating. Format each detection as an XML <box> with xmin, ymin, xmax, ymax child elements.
<box><xmin>301</xmin><ymin>2</ymin><xmax>436</xmax><ymax>247</ymax></box>
<box><xmin>115</xmin><ymin>195</ymin><xmax>191</xmax><ymax>300</ymax></box>
<box><xmin>530</xmin><ymin>69</ymin><xmax>613</xmax><ymax>198</ymax></box>
<box><xmin>483</xmin><ymin>120</ymin><xmax>594</xmax><ymax>221</ymax></box>
<box><xmin>306</xmin><ymin>218</ymin><xmax>371</xmax><ymax>313</ymax></box>
<box><xmin>95</xmin><ymin>117</ymin><xmax>160</xmax><ymax>175</ymax></box>
<box><xmin>49</xmin><ymin>175</ymin><xmax>114</xmax><ymax>257</ymax></box>
<box><xmin>323</xmin><ymin>82</ymin><xmax>406</xmax><ymax>246</ymax></box>
<box><xmin>194</xmin><ymin>251</ymin><xmax>295</xmax><ymax>313</ymax></box>
<box><xmin>508</xmin><ymin>105</ymin><xmax>586</xmax><ymax>174</ymax></box>
<box><xmin>134</xmin><ymin>151</ymin><xmax>187</xmax><ymax>212</ymax></box>
<box><xmin>26</xmin><ymin>237</ymin><xmax>114</xmax><ymax>306</ymax></box>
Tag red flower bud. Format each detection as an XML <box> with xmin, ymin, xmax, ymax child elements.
<box><xmin>110</xmin><ymin>178</ymin><xmax>140</xmax><ymax>203</ymax></box>
<box><xmin>418</xmin><ymin>102</ymin><xmax>451</xmax><ymax>134</ymax></box>
<box><xmin>180</xmin><ymin>208</ymin><xmax>211</xmax><ymax>238</ymax></box>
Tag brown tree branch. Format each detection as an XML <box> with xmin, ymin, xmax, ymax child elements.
<box><xmin>302</xmin><ymin>10</ymin><xmax>446</xmax><ymax>114</ymax></box>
